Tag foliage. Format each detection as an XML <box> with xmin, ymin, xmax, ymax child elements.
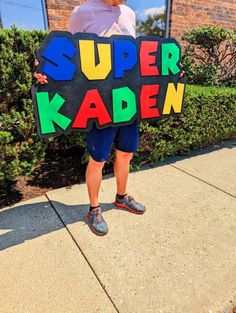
<box><xmin>133</xmin><ymin>85</ymin><xmax>236</xmax><ymax>166</ymax></box>
<box><xmin>0</xmin><ymin>25</ymin><xmax>48</xmax><ymax>112</ymax></box>
<box><xmin>0</xmin><ymin>28</ymin><xmax>236</xmax><ymax>183</ymax></box>
<box><xmin>182</xmin><ymin>26</ymin><xmax>236</xmax><ymax>86</ymax></box>
<box><xmin>137</xmin><ymin>13</ymin><xmax>165</xmax><ymax>37</ymax></box>
<box><xmin>0</xmin><ymin>99</ymin><xmax>51</xmax><ymax>181</ymax></box>
<box><xmin>0</xmin><ymin>27</ymin><xmax>86</xmax><ymax>183</ymax></box>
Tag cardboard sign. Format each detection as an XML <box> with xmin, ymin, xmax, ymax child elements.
<box><xmin>32</xmin><ymin>31</ymin><xmax>186</xmax><ymax>138</ymax></box>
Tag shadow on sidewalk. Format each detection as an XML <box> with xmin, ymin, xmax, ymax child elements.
<box><xmin>0</xmin><ymin>200</ymin><xmax>128</xmax><ymax>251</ymax></box>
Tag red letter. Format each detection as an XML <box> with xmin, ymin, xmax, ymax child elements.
<box><xmin>72</xmin><ymin>89</ymin><xmax>112</xmax><ymax>128</ymax></box>
<box><xmin>140</xmin><ymin>41</ymin><xmax>159</xmax><ymax>76</ymax></box>
<box><xmin>140</xmin><ymin>85</ymin><xmax>160</xmax><ymax>119</ymax></box>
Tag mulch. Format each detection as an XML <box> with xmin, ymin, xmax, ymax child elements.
<box><xmin>0</xmin><ymin>146</ymin><xmax>113</xmax><ymax>209</ymax></box>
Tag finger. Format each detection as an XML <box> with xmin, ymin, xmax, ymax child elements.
<box><xmin>37</xmin><ymin>77</ymin><xmax>44</xmax><ymax>83</ymax></box>
<box><xmin>40</xmin><ymin>79</ymin><xmax>47</xmax><ymax>84</ymax></box>
<box><xmin>34</xmin><ymin>72</ymin><xmax>41</xmax><ymax>77</ymax></box>
<box><xmin>34</xmin><ymin>72</ymin><xmax>40</xmax><ymax>78</ymax></box>
<box><xmin>40</xmin><ymin>78</ymin><xmax>47</xmax><ymax>84</ymax></box>
<box><xmin>40</xmin><ymin>77</ymin><xmax>48</xmax><ymax>84</ymax></box>
<box><xmin>39</xmin><ymin>78</ymin><xmax>46</xmax><ymax>83</ymax></box>
<box><xmin>34</xmin><ymin>59</ymin><xmax>39</xmax><ymax>67</ymax></box>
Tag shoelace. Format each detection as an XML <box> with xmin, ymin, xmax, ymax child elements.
<box><xmin>92</xmin><ymin>208</ymin><xmax>103</xmax><ymax>222</ymax></box>
<box><xmin>126</xmin><ymin>195</ymin><xmax>134</xmax><ymax>202</ymax></box>
<box><xmin>125</xmin><ymin>195</ymin><xmax>136</xmax><ymax>209</ymax></box>
<box><xmin>119</xmin><ymin>193</ymin><xmax>134</xmax><ymax>202</ymax></box>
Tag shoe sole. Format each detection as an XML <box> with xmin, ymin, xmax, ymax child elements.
<box><xmin>114</xmin><ymin>201</ymin><xmax>145</xmax><ymax>215</ymax></box>
<box><xmin>87</xmin><ymin>213</ymin><xmax>108</xmax><ymax>236</ymax></box>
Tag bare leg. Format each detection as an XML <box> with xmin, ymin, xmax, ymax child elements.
<box><xmin>85</xmin><ymin>156</ymin><xmax>105</xmax><ymax>207</ymax></box>
<box><xmin>114</xmin><ymin>149</ymin><xmax>133</xmax><ymax>195</ymax></box>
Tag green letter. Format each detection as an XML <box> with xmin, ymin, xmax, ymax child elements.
<box><xmin>112</xmin><ymin>87</ymin><xmax>137</xmax><ymax>123</ymax></box>
<box><xmin>162</xmin><ymin>43</ymin><xmax>180</xmax><ymax>75</ymax></box>
<box><xmin>36</xmin><ymin>92</ymin><xmax>71</xmax><ymax>134</ymax></box>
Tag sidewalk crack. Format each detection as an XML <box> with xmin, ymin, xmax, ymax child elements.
<box><xmin>45</xmin><ymin>194</ymin><xmax>120</xmax><ymax>313</ymax></box>
<box><xmin>166</xmin><ymin>163</ymin><xmax>236</xmax><ymax>199</ymax></box>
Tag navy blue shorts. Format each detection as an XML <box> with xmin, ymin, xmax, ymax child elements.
<box><xmin>86</xmin><ymin>120</ymin><xmax>139</xmax><ymax>162</ymax></box>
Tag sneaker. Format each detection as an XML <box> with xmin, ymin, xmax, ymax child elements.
<box><xmin>115</xmin><ymin>194</ymin><xmax>146</xmax><ymax>214</ymax></box>
<box><xmin>87</xmin><ymin>206</ymin><xmax>108</xmax><ymax>236</ymax></box>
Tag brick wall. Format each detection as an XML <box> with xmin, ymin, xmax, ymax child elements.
<box><xmin>46</xmin><ymin>0</ymin><xmax>84</xmax><ymax>30</ymax></box>
<box><xmin>170</xmin><ymin>0</ymin><xmax>236</xmax><ymax>41</ymax></box>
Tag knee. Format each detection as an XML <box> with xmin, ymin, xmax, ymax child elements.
<box><xmin>116</xmin><ymin>150</ymin><xmax>133</xmax><ymax>162</ymax></box>
<box><xmin>88</xmin><ymin>156</ymin><xmax>105</xmax><ymax>170</ymax></box>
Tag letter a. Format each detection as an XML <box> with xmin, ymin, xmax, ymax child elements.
<box><xmin>72</xmin><ymin>89</ymin><xmax>112</xmax><ymax>128</ymax></box>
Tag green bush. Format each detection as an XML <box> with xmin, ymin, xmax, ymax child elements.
<box><xmin>0</xmin><ymin>26</ymin><xmax>48</xmax><ymax>112</ymax></box>
<box><xmin>0</xmin><ymin>27</ymin><xmax>86</xmax><ymax>183</ymax></box>
<box><xmin>182</xmin><ymin>26</ymin><xmax>236</xmax><ymax>86</ymax></box>
<box><xmin>0</xmin><ymin>27</ymin><xmax>50</xmax><ymax>182</ymax></box>
<box><xmin>0</xmin><ymin>28</ymin><xmax>236</xmax><ymax>183</ymax></box>
<box><xmin>133</xmin><ymin>85</ymin><xmax>236</xmax><ymax>166</ymax></box>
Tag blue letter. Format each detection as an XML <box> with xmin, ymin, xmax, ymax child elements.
<box><xmin>113</xmin><ymin>39</ymin><xmax>137</xmax><ymax>78</ymax></box>
<box><xmin>42</xmin><ymin>37</ymin><xmax>76</xmax><ymax>81</ymax></box>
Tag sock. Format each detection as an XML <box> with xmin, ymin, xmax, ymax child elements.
<box><xmin>116</xmin><ymin>193</ymin><xmax>127</xmax><ymax>200</ymax></box>
<box><xmin>90</xmin><ymin>205</ymin><xmax>100</xmax><ymax>211</ymax></box>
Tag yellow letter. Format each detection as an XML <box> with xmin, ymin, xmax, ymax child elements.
<box><xmin>79</xmin><ymin>40</ymin><xmax>111</xmax><ymax>80</ymax></box>
<box><xmin>163</xmin><ymin>83</ymin><xmax>185</xmax><ymax>115</ymax></box>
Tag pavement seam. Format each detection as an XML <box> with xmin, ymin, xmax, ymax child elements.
<box><xmin>165</xmin><ymin>162</ymin><xmax>236</xmax><ymax>199</ymax></box>
<box><xmin>45</xmin><ymin>193</ymin><xmax>120</xmax><ymax>313</ymax></box>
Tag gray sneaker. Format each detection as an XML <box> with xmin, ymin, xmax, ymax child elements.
<box><xmin>87</xmin><ymin>207</ymin><xmax>108</xmax><ymax>236</ymax></box>
<box><xmin>115</xmin><ymin>194</ymin><xmax>146</xmax><ymax>214</ymax></box>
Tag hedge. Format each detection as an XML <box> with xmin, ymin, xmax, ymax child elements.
<box><xmin>135</xmin><ymin>85</ymin><xmax>236</xmax><ymax>166</ymax></box>
<box><xmin>0</xmin><ymin>27</ymin><xmax>236</xmax><ymax>182</ymax></box>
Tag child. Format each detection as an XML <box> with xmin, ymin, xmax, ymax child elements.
<box><xmin>35</xmin><ymin>0</ymin><xmax>146</xmax><ymax>237</ymax></box>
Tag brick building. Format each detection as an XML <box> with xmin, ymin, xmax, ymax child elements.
<box><xmin>170</xmin><ymin>0</ymin><xmax>236</xmax><ymax>41</ymax></box>
<box><xmin>46</xmin><ymin>0</ymin><xmax>83</xmax><ymax>31</ymax></box>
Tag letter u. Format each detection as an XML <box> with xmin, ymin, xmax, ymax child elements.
<box><xmin>79</xmin><ymin>40</ymin><xmax>112</xmax><ymax>80</ymax></box>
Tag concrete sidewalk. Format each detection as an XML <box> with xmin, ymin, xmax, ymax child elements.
<box><xmin>1</xmin><ymin>140</ymin><xmax>236</xmax><ymax>313</ymax></box>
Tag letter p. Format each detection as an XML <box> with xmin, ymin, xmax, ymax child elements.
<box><xmin>113</xmin><ymin>39</ymin><xmax>137</xmax><ymax>78</ymax></box>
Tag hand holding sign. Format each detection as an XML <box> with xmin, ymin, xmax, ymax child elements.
<box><xmin>34</xmin><ymin>59</ymin><xmax>48</xmax><ymax>84</ymax></box>
<box><xmin>32</xmin><ymin>31</ymin><xmax>187</xmax><ymax>138</ymax></box>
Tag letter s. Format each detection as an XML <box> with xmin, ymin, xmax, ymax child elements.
<box><xmin>42</xmin><ymin>37</ymin><xmax>76</xmax><ymax>81</ymax></box>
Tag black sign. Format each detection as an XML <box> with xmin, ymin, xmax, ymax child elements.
<box><xmin>32</xmin><ymin>31</ymin><xmax>186</xmax><ymax>138</ymax></box>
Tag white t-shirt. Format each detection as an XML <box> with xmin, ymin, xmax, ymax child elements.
<box><xmin>68</xmin><ymin>0</ymin><xmax>136</xmax><ymax>38</ymax></box>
